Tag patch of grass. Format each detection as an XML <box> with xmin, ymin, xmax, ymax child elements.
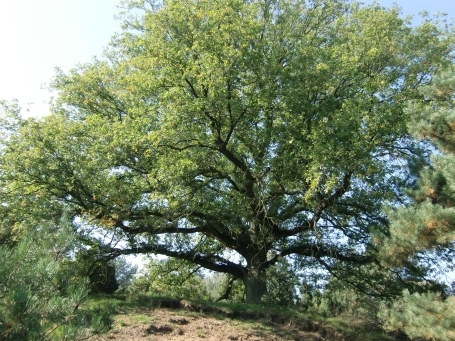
<box><xmin>325</xmin><ymin>317</ymin><xmax>397</xmax><ymax>341</ymax></box>
<box><xmin>191</xmin><ymin>298</ymin><xmax>296</xmax><ymax>315</ymax></box>
<box><xmin>191</xmin><ymin>299</ymin><xmax>396</xmax><ymax>341</ymax></box>
<box><xmin>128</xmin><ymin>314</ymin><xmax>155</xmax><ymax>324</ymax></box>
<box><xmin>196</xmin><ymin>326</ymin><xmax>206</xmax><ymax>338</ymax></box>
<box><xmin>85</xmin><ymin>294</ymin><xmax>119</xmax><ymax>308</ymax></box>
<box><xmin>118</xmin><ymin>319</ymin><xmax>127</xmax><ymax>327</ymax></box>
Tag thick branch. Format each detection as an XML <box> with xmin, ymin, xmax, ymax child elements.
<box><xmin>189</xmin><ymin>211</ymin><xmax>250</xmax><ymax>252</ymax></box>
<box><xmin>274</xmin><ymin>173</ymin><xmax>353</xmax><ymax>239</ymax></box>
<box><xmin>185</xmin><ymin>78</ymin><xmax>199</xmax><ymax>98</ymax></box>
<box><xmin>115</xmin><ymin>221</ymin><xmax>201</xmax><ymax>235</ymax></box>
<box><xmin>217</xmin><ymin>144</ymin><xmax>256</xmax><ymax>199</ymax></box>
<box><xmin>312</xmin><ymin>172</ymin><xmax>353</xmax><ymax>225</ymax></box>
<box><xmin>198</xmin><ymin>166</ymin><xmax>245</xmax><ymax>194</ymax></box>
<box><xmin>215</xmin><ymin>276</ymin><xmax>236</xmax><ymax>302</ymax></box>
<box><xmin>109</xmin><ymin>245</ymin><xmax>244</xmax><ymax>278</ymax></box>
<box><xmin>264</xmin><ymin>243</ymin><xmax>374</xmax><ymax>269</ymax></box>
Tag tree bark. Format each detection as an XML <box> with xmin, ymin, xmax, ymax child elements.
<box><xmin>242</xmin><ymin>245</ymin><xmax>268</xmax><ymax>304</ymax></box>
<box><xmin>243</xmin><ymin>267</ymin><xmax>267</xmax><ymax>304</ymax></box>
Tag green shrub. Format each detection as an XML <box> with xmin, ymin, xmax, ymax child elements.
<box><xmin>0</xmin><ymin>215</ymin><xmax>112</xmax><ymax>340</ymax></box>
<box><xmin>379</xmin><ymin>290</ymin><xmax>455</xmax><ymax>341</ymax></box>
<box><xmin>128</xmin><ymin>257</ymin><xmax>210</xmax><ymax>300</ymax></box>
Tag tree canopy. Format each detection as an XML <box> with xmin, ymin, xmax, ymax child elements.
<box><xmin>1</xmin><ymin>0</ymin><xmax>454</xmax><ymax>303</ymax></box>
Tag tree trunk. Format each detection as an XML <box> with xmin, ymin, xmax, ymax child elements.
<box><xmin>243</xmin><ymin>266</ymin><xmax>267</xmax><ymax>304</ymax></box>
<box><xmin>243</xmin><ymin>222</ymin><xmax>269</xmax><ymax>304</ymax></box>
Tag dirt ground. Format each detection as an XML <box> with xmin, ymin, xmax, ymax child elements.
<box><xmin>92</xmin><ymin>299</ymin><xmax>352</xmax><ymax>341</ymax></box>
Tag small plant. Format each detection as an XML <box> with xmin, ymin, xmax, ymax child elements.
<box><xmin>196</xmin><ymin>326</ymin><xmax>206</xmax><ymax>338</ymax></box>
<box><xmin>129</xmin><ymin>314</ymin><xmax>153</xmax><ymax>324</ymax></box>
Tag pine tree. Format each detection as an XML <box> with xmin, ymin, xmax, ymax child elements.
<box><xmin>380</xmin><ymin>68</ymin><xmax>455</xmax><ymax>340</ymax></box>
<box><xmin>0</xmin><ymin>214</ymin><xmax>113</xmax><ymax>341</ymax></box>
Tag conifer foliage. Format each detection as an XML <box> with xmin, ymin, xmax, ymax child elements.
<box><xmin>0</xmin><ymin>214</ymin><xmax>113</xmax><ymax>341</ymax></box>
<box><xmin>380</xmin><ymin>69</ymin><xmax>455</xmax><ymax>340</ymax></box>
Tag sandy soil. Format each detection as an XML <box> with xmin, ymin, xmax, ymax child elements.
<box><xmin>92</xmin><ymin>299</ymin><xmax>350</xmax><ymax>341</ymax></box>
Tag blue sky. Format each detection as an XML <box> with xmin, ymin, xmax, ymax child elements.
<box><xmin>0</xmin><ymin>0</ymin><xmax>454</xmax><ymax>118</ymax></box>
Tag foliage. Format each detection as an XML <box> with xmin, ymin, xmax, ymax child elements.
<box><xmin>1</xmin><ymin>0</ymin><xmax>454</xmax><ymax>303</ymax></box>
<box><xmin>129</xmin><ymin>257</ymin><xmax>210</xmax><ymax>300</ymax></box>
<box><xmin>58</xmin><ymin>250</ymin><xmax>120</xmax><ymax>295</ymax></box>
<box><xmin>202</xmin><ymin>272</ymin><xmax>245</xmax><ymax>303</ymax></box>
<box><xmin>263</xmin><ymin>257</ymin><xmax>300</xmax><ymax>306</ymax></box>
<box><xmin>379</xmin><ymin>291</ymin><xmax>455</xmax><ymax>341</ymax></box>
<box><xmin>0</xmin><ymin>100</ymin><xmax>27</xmax><ymax>247</ymax></box>
<box><xmin>379</xmin><ymin>68</ymin><xmax>455</xmax><ymax>339</ymax></box>
<box><xmin>0</xmin><ymin>100</ymin><xmax>23</xmax><ymax>149</ymax></box>
<box><xmin>0</xmin><ymin>214</ymin><xmax>113</xmax><ymax>341</ymax></box>
<box><xmin>381</xmin><ymin>68</ymin><xmax>455</xmax><ymax>266</ymax></box>
<box><xmin>88</xmin><ymin>260</ymin><xmax>119</xmax><ymax>294</ymax></box>
<box><xmin>113</xmin><ymin>256</ymin><xmax>138</xmax><ymax>290</ymax></box>
<box><xmin>302</xmin><ymin>279</ymin><xmax>377</xmax><ymax>320</ymax></box>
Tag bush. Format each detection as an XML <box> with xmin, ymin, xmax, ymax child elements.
<box><xmin>379</xmin><ymin>290</ymin><xmax>455</xmax><ymax>341</ymax></box>
<box><xmin>113</xmin><ymin>256</ymin><xmax>138</xmax><ymax>292</ymax></box>
<box><xmin>88</xmin><ymin>261</ymin><xmax>119</xmax><ymax>294</ymax></box>
<box><xmin>0</xmin><ymin>215</ymin><xmax>113</xmax><ymax>340</ymax></box>
<box><xmin>128</xmin><ymin>257</ymin><xmax>209</xmax><ymax>300</ymax></box>
<box><xmin>263</xmin><ymin>258</ymin><xmax>301</xmax><ymax>306</ymax></box>
<box><xmin>300</xmin><ymin>279</ymin><xmax>378</xmax><ymax>320</ymax></box>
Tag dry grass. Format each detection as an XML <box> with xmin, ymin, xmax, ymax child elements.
<box><xmin>88</xmin><ymin>296</ymin><xmax>402</xmax><ymax>341</ymax></box>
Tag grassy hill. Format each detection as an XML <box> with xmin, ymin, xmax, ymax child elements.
<box><xmin>87</xmin><ymin>294</ymin><xmax>405</xmax><ymax>341</ymax></box>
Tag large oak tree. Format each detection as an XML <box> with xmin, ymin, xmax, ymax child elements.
<box><xmin>1</xmin><ymin>0</ymin><xmax>454</xmax><ymax>303</ymax></box>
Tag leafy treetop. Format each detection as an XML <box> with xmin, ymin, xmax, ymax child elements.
<box><xmin>1</xmin><ymin>0</ymin><xmax>454</xmax><ymax>303</ymax></box>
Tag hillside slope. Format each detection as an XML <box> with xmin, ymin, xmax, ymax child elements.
<box><xmin>90</xmin><ymin>297</ymin><xmax>401</xmax><ymax>341</ymax></box>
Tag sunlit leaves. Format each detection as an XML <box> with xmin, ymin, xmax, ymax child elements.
<box><xmin>2</xmin><ymin>0</ymin><xmax>455</xmax><ymax>303</ymax></box>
